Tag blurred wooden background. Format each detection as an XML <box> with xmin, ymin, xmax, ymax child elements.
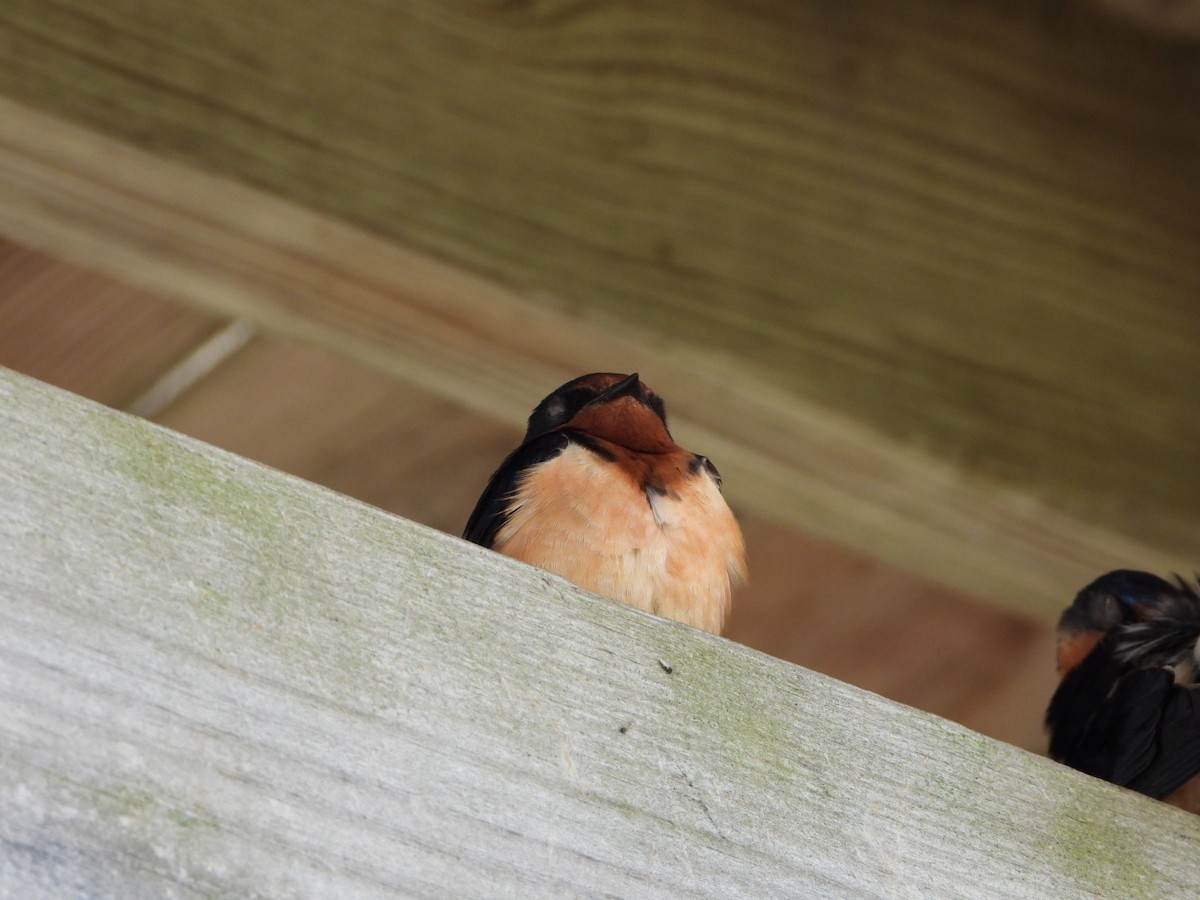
<box><xmin>1</xmin><ymin>0</ymin><xmax>1198</xmax><ymax>752</ymax></box>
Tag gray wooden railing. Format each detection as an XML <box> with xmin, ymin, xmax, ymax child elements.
<box><xmin>1</xmin><ymin>366</ymin><xmax>1196</xmax><ymax>898</ymax></box>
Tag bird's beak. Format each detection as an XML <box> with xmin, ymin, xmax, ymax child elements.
<box><xmin>592</xmin><ymin>372</ymin><xmax>643</xmax><ymax>405</ymax></box>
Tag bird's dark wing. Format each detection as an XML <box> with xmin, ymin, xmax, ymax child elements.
<box><xmin>1126</xmin><ymin>683</ymin><xmax>1200</xmax><ymax>799</ymax></box>
<box><xmin>1049</xmin><ymin>655</ymin><xmax>1200</xmax><ymax>799</ymax></box>
<box><xmin>1046</xmin><ymin>637</ymin><xmax>1124</xmax><ymax>766</ymax></box>
<box><xmin>1095</xmin><ymin>667</ymin><xmax>1172</xmax><ymax>787</ymax></box>
<box><xmin>462</xmin><ymin>431</ymin><xmax>570</xmax><ymax>548</ymax></box>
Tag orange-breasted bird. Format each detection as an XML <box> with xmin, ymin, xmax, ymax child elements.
<box><xmin>463</xmin><ymin>372</ymin><xmax>746</xmax><ymax>634</ymax></box>
<box><xmin>1045</xmin><ymin>569</ymin><xmax>1200</xmax><ymax>813</ymax></box>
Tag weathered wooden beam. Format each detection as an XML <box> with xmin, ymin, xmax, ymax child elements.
<box><xmin>1096</xmin><ymin>0</ymin><xmax>1200</xmax><ymax>39</ymax></box>
<box><xmin>0</xmin><ymin>240</ymin><xmax>226</xmax><ymax>408</ymax></box>
<box><xmin>1</xmin><ymin>364</ymin><xmax>1197</xmax><ymax>897</ymax></box>
<box><xmin>1</xmin><ymin>1</ymin><xmax>1197</xmax><ymax>620</ymax></box>
<box><xmin>0</xmin><ymin>99</ymin><xmax>1185</xmax><ymax>622</ymax></box>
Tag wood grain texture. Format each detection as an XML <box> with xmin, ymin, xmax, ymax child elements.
<box><xmin>0</xmin><ymin>98</ymin><xmax>1187</xmax><ymax>621</ymax></box>
<box><xmin>0</xmin><ymin>236</ymin><xmax>1062</xmax><ymax>780</ymax></box>
<box><xmin>0</xmin><ymin>0</ymin><xmax>1197</xmax><ymax>563</ymax></box>
<box><xmin>1</xmin><ymin>364</ymin><xmax>1198</xmax><ymax>899</ymax></box>
<box><xmin>726</xmin><ymin>516</ymin><xmax>1060</xmax><ymax>752</ymax></box>
<box><xmin>153</xmin><ymin>335</ymin><xmax>520</xmax><ymax>538</ymax></box>
<box><xmin>0</xmin><ymin>237</ymin><xmax>1057</xmax><ymax>751</ymax></box>
<box><xmin>0</xmin><ymin>240</ymin><xmax>224</xmax><ymax>407</ymax></box>
<box><xmin>1095</xmin><ymin>0</ymin><xmax>1200</xmax><ymax>38</ymax></box>
<box><xmin>124</xmin><ymin>320</ymin><xmax>257</xmax><ymax>420</ymax></box>
<box><xmin>147</xmin><ymin>334</ymin><xmax>1058</xmax><ymax>748</ymax></box>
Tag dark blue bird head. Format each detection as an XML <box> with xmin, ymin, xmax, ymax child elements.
<box><xmin>1058</xmin><ymin>569</ymin><xmax>1178</xmax><ymax>635</ymax></box>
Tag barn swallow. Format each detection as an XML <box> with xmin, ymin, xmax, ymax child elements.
<box><xmin>1045</xmin><ymin>569</ymin><xmax>1200</xmax><ymax>813</ymax></box>
<box><xmin>464</xmin><ymin>372</ymin><xmax>747</xmax><ymax>634</ymax></box>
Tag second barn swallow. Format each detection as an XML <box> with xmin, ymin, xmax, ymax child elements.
<box><xmin>1045</xmin><ymin>569</ymin><xmax>1200</xmax><ymax>813</ymax></box>
<box><xmin>464</xmin><ymin>372</ymin><xmax>747</xmax><ymax>634</ymax></box>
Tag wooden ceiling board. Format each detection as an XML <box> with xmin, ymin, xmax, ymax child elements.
<box><xmin>0</xmin><ymin>240</ymin><xmax>223</xmax><ymax>407</ymax></box>
<box><xmin>153</xmin><ymin>336</ymin><xmax>521</xmax><ymax>538</ymax></box>
<box><xmin>727</xmin><ymin>516</ymin><xmax>1057</xmax><ymax>750</ymax></box>
<box><xmin>0</xmin><ymin>99</ymin><xmax>1182</xmax><ymax>621</ymax></box>
<box><xmin>0</xmin><ymin>0</ymin><xmax>1195</xmax><ymax>578</ymax></box>
<box><xmin>1096</xmin><ymin>0</ymin><xmax>1200</xmax><ymax>38</ymax></box>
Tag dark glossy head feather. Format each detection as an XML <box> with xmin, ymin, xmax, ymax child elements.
<box><xmin>523</xmin><ymin>373</ymin><xmax>668</xmax><ymax>442</ymax></box>
<box><xmin>1057</xmin><ymin>569</ymin><xmax>1178</xmax><ymax>635</ymax></box>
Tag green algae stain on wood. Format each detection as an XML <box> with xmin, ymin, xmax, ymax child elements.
<box><xmin>72</xmin><ymin>393</ymin><xmax>395</xmax><ymax>700</ymax></box>
<box><xmin>98</xmin><ymin>787</ymin><xmax>221</xmax><ymax>837</ymax></box>
<box><xmin>654</xmin><ymin>636</ymin><xmax>843</xmax><ymax>816</ymax></box>
<box><xmin>1044</xmin><ymin>787</ymin><xmax>1163</xmax><ymax>899</ymax></box>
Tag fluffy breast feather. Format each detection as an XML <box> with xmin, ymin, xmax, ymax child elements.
<box><xmin>492</xmin><ymin>442</ymin><xmax>745</xmax><ymax>634</ymax></box>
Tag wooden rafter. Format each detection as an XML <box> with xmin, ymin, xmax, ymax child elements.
<box><xmin>0</xmin><ymin>1</ymin><xmax>1197</xmax><ymax>617</ymax></box>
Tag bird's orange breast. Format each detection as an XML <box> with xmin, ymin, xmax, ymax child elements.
<box><xmin>492</xmin><ymin>442</ymin><xmax>746</xmax><ymax>634</ymax></box>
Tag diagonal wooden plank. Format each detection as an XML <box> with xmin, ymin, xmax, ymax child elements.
<box><xmin>1096</xmin><ymin>0</ymin><xmax>1200</xmax><ymax>38</ymax></box>
<box><xmin>0</xmin><ymin>239</ymin><xmax>225</xmax><ymax>408</ymax></box>
<box><xmin>1</xmin><ymin>362</ymin><xmax>1197</xmax><ymax>898</ymax></box>
<box><xmin>124</xmin><ymin>319</ymin><xmax>256</xmax><ymax>419</ymax></box>
<box><xmin>0</xmin><ymin>97</ymin><xmax>1185</xmax><ymax>619</ymax></box>
<box><xmin>0</xmin><ymin>97</ymin><xmax>1185</xmax><ymax>620</ymax></box>
<box><xmin>0</xmin><ymin>0</ymin><xmax>1197</xmax><ymax>566</ymax></box>
<box><xmin>151</xmin><ymin>334</ymin><xmax>521</xmax><ymax>538</ymax></box>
